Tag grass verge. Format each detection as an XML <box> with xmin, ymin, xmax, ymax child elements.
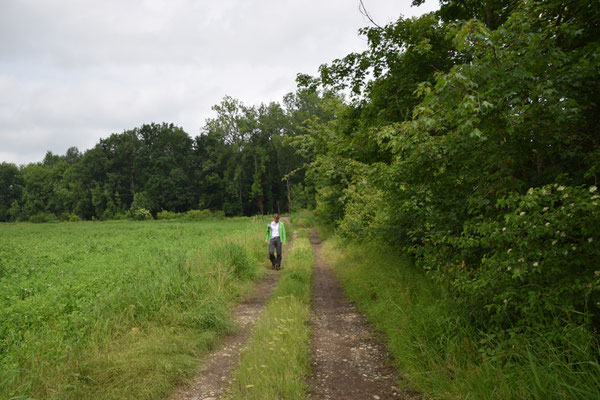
<box><xmin>321</xmin><ymin>237</ymin><xmax>600</xmax><ymax>400</ymax></box>
<box><xmin>228</xmin><ymin>229</ymin><xmax>314</xmax><ymax>400</ymax></box>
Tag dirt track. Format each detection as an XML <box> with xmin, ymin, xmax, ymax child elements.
<box><xmin>169</xmin><ymin>227</ymin><xmax>413</xmax><ymax>400</ymax></box>
<box><xmin>307</xmin><ymin>230</ymin><xmax>414</xmax><ymax>400</ymax></box>
<box><xmin>169</xmin><ymin>228</ymin><xmax>296</xmax><ymax>400</ymax></box>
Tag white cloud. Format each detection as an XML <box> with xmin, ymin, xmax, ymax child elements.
<box><xmin>0</xmin><ymin>0</ymin><xmax>439</xmax><ymax>165</ymax></box>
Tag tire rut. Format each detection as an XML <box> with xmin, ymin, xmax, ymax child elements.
<box><xmin>307</xmin><ymin>229</ymin><xmax>415</xmax><ymax>400</ymax></box>
<box><xmin>169</xmin><ymin>227</ymin><xmax>296</xmax><ymax>400</ymax></box>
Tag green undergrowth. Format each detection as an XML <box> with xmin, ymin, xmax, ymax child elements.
<box><xmin>0</xmin><ymin>219</ymin><xmax>268</xmax><ymax>400</ymax></box>
<box><xmin>288</xmin><ymin>209</ymin><xmax>316</xmax><ymax>229</ymax></box>
<box><xmin>228</xmin><ymin>229</ymin><xmax>314</xmax><ymax>400</ymax></box>
<box><xmin>321</xmin><ymin>237</ymin><xmax>600</xmax><ymax>400</ymax></box>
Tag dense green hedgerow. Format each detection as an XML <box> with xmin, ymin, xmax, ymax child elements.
<box><xmin>422</xmin><ymin>184</ymin><xmax>600</xmax><ymax>330</ymax></box>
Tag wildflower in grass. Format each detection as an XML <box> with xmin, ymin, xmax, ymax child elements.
<box><xmin>545</xmin><ymin>222</ymin><xmax>550</xmax><ymax>226</ymax></box>
<box><xmin>594</xmin><ymin>271</ymin><xmax>600</xmax><ymax>276</ymax></box>
<box><xmin>533</xmin><ymin>262</ymin><xmax>539</xmax><ymax>267</ymax></box>
<box><xmin>552</xmin><ymin>240</ymin><xmax>557</xmax><ymax>245</ymax></box>
<box><xmin>519</xmin><ymin>211</ymin><xmax>526</xmax><ymax>216</ymax></box>
<box><xmin>518</xmin><ymin>258</ymin><xmax>524</xmax><ymax>263</ymax></box>
<box><xmin>572</xmin><ymin>245</ymin><xmax>577</xmax><ymax>251</ymax></box>
<box><xmin>502</xmin><ymin>227</ymin><xmax>507</xmax><ymax>231</ymax></box>
<box><xmin>527</xmin><ymin>187</ymin><xmax>534</xmax><ymax>195</ymax></box>
<box><xmin>562</xmin><ymin>194</ymin><xmax>569</xmax><ymax>199</ymax></box>
<box><xmin>590</xmin><ymin>186</ymin><xmax>598</xmax><ymax>193</ymax></box>
<box><xmin>507</xmin><ymin>266</ymin><xmax>512</xmax><ymax>271</ymax></box>
<box><xmin>503</xmin><ymin>299</ymin><xmax>508</xmax><ymax>304</ymax></box>
<box><xmin>564</xmin><ymin>250</ymin><xmax>569</xmax><ymax>255</ymax></box>
<box><xmin>543</xmin><ymin>207</ymin><xmax>549</xmax><ymax>211</ymax></box>
<box><xmin>558</xmin><ymin>185</ymin><xmax>565</xmax><ymax>191</ymax></box>
<box><xmin>589</xmin><ymin>238</ymin><xmax>594</xmax><ymax>243</ymax></box>
<box><xmin>507</xmin><ymin>248</ymin><xmax>512</xmax><ymax>254</ymax></box>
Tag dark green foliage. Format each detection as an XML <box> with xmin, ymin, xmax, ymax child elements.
<box><xmin>299</xmin><ymin>0</ymin><xmax>600</xmax><ymax>359</ymax></box>
<box><xmin>0</xmin><ymin>109</ymin><xmax>318</xmax><ymax>220</ymax></box>
<box><xmin>420</xmin><ymin>184</ymin><xmax>600</xmax><ymax>330</ymax></box>
<box><xmin>184</xmin><ymin>209</ymin><xmax>225</xmax><ymax>221</ymax></box>
<box><xmin>0</xmin><ymin>163</ymin><xmax>23</xmax><ymax>221</ymax></box>
<box><xmin>28</xmin><ymin>212</ymin><xmax>57</xmax><ymax>223</ymax></box>
<box><xmin>156</xmin><ymin>210</ymin><xmax>183</xmax><ymax>220</ymax></box>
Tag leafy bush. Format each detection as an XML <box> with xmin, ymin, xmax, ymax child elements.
<box><xmin>156</xmin><ymin>210</ymin><xmax>183</xmax><ymax>220</ymax></box>
<box><xmin>57</xmin><ymin>212</ymin><xmax>79</xmax><ymax>222</ymax></box>
<box><xmin>327</xmin><ymin>238</ymin><xmax>600</xmax><ymax>400</ymax></box>
<box><xmin>337</xmin><ymin>182</ymin><xmax>388</xmax><ymax>241</ymax></box>
<box><xmin>185</xmin><ymin>209</ymin><xmax>224</xmax><ymax>221</ymax></box>
<box><xmin>212</xmin><ymin>210</ymin><xmax>225</xmax><ymax>219</ymax></box>
<box><xmin>112</xmin><ymin>211</ymin><xmax>130</xmax><ymax>220</ymax></box>
<box><xmin>423</xmin><ymin>184</ymin><xmax>600</xmax><ymax>330</ymax></box>
<box><xmin>28</xmin><ymin>212</ymin><xmax>57</xmax><ymax>223</ymax></box>
<box><xmin>131</xmin><ymin>208</ymin><xmax>153</xmax><ymax>221</ymax></box>
<box><xmin>68</xmin><ymin>214</ymin><xmax>80</xmax><ymax>222</ymax></box>
<box><xmin>130</xmin><ymin>192</ymin><xmax>154</xmax><ymax>215</ymax></box>
<box><xmin>185</xmin><ymin>209</ymin><xmax>212</xmax><ymax>220</ymax></box>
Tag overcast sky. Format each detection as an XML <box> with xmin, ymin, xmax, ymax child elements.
<box><xmin>0</xmin><ymin>0</ymin><xmax>439</xmax><ymax>165</ymax></box>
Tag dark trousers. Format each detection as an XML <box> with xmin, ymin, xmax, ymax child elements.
<box><xmin>269</xmin><ymin>236</ymin><xmax>282</xmax><ymax>267</ymax></box>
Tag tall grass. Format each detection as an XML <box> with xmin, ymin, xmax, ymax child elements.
<box><xmin>228</xmin><ymin>229</ymin><xmax>314</xmax><ymax>399</ymax></box>
<box><xmin>321</xmin><ymin>237</ymin><xmax>600</xmax><ymax>400</ymax></box>
<box><xmin>0</xmin><ymin>219</ymin><xmax>267</xmax><ymax>400</ymax></box>
<box><xmin>288</xmin><ymin>210</ymin><xmax>316</xmax><ymax>229</ymax></box>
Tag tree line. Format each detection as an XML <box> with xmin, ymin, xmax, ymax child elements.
<box><xmin>0</xmin><ymin>92</ymin><xmax>335</xmax><ymax>222</ymax></box>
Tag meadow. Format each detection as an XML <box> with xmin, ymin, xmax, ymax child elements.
<box><xmin>0</xmin><ymin>217</ymin><xmax>269</xmax><ymax>399</ymax></box>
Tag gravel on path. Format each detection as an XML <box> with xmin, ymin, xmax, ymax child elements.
<box><xmin>169</xmin><ymin>226</ymin><xmax>296</xmax><ymax>400</ymax></box>
<box><xmin>307</xmin><ymin>229</ymin><xmax>416</xmax><ymax>400</ymax></box>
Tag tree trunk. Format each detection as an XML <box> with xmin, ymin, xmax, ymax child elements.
<box><xmin>286</xmin><ymin>177</ymin><xmax>291</xmax><ymax>214</ymax></box>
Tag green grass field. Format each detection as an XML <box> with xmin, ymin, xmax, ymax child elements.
<box><xmin>0</xmin><ymin>218</ymin><xmax>269</xmax><ymax>400</ymax></box>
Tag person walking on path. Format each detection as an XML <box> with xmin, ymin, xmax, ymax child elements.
<box><xmin>265</xmin><ymin>213</ymin><xmax>286</xmax><ymax>270</ymax></box>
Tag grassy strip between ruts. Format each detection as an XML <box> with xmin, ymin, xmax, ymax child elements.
<box><xmin>320</xmin><ymin>236</ymin><xmax>600</xmax><ymax>400</ymax></box>
<box><xmin>227</xmin><ymin>229</ymin><xmax>314</xmax><ymax>400</ymax></box>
